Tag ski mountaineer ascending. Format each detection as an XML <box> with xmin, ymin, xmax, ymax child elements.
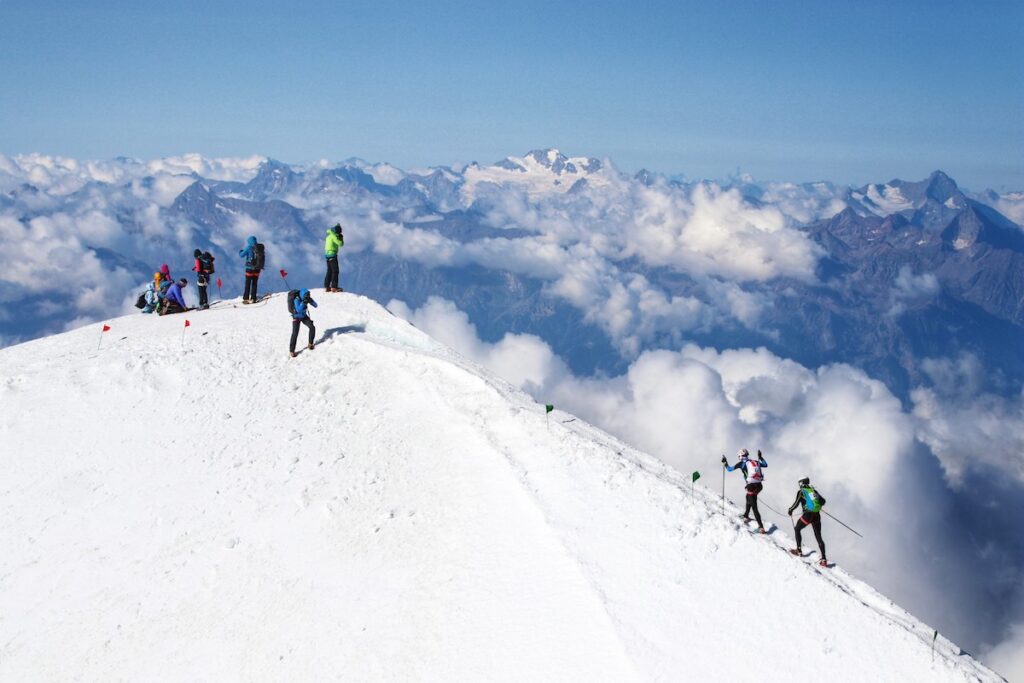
<box><xmin>788</xmin><ymin>477</ymin><xmax>828</xmax><ymax>567</ymax></box>
<box><xmin>722</xmin><ymin>449</ymin><xmax>769</xmax><ymax>533</ymax></box>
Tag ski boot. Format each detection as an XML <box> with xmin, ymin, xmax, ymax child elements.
<box><xmin>290</xmin><ymin>351</ymin><xmax>298</xmax><ymax>358</ymax></box>
<box><xmin>789</xmin><ymin>548</ymin><xmax>802</xmax><ymax>556</ymax></box>
<box><xmin>308</xmin><ymin>343</ymin><xmax>315</xmax><ymax>351</ymax></box>
<box><xmin>818</xmin><ymin>558</ymin><xmax>828</xmax><ymax>568</ymax></box>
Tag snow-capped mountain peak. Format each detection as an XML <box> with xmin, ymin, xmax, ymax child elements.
<box><xmin>0</xmin><ymin>291</ymin><xmax>1002</xmax><ymax>681</ymax></box>
<box><xmin>461</xmin><ymin>148</ymin><xmax>606</xmax><ymax>202</ymax></box>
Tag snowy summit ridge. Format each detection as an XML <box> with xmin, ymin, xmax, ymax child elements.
<box><xmin>0</xmin><ymin>291</ymin><xmax>1002</xmax><ymax>681</ymax></box>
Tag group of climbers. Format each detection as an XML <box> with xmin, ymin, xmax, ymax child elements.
<box><xmin>723</xmin><ymin>449</ymin><xmax>828</xmax><ymax>567</ymax></box>
<box><xmin>133</xmin><ymin>224</ymin><xmax>346</xmax><ymax>355</ymax></box>
<box><xmin>137</xmin><ymin>263</ymin><xmax>190</xmax><ymax>316</ymax></box>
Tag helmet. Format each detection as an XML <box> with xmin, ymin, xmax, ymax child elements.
<box><xmin>738</xmin><ymin>448</ymin><xmax>749</xmax><ymax>458</ymax></box>
<box><xmin>332</xmin><ymin>223</ymin><xmax>342</xmax><ymax>235</ymax></box>
<box><xmin>798</xmin><ymin>477</ymin><xmax>810</xmax><ymax>488</ymax></box>
<box><xmin>194</xmin><ymin>248</ymin><xmax>202</xmax><ymax>258</ymax></box>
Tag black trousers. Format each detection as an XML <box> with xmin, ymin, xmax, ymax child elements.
<box><xmin>197</xmin><ymin>273</ymin><xmax>209</xmax><ymax>307</ymax></box>
<box><xmin>290</xmin><ymin>316</ymin><xmax>316</xmax><ymax>352</ymax></box>
<box><xmin>795</xmin><ymin>511</ymin><xmax>826</xmax><ymax>559</ymax></box>
<box><xmin>324</xmin><ymin>256</ymin><xmax>339</xmax><ymax>290</ymax></box>
<box><xmin>744</xmin><ymin>482</ymin><xmax>763</xmax><ymax>527</ymax></box>
<box><xmin>244</xmin><ymin>271</ymin><xmax>260</xmax><ymax>301</ymax></box>
<box><xmin>161</xmin><ymin>301</ymin><xmax>186</xmax><ymax>315</ymax></box>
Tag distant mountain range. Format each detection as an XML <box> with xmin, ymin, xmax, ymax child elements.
<box><xmin>1</xmin><ymin>150</ymin><xmax>1022</xmax><ymax>403</ymax></box>
<box><xmin>3</xmin><ymin>150</ymin><xmax>1024</xmax><ymax>669</ymax></box>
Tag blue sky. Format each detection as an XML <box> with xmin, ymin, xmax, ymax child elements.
<box><xmin>1</xmin><ymin>0</ymin><xmax>1021</xmax><ymax>188</ymax></box>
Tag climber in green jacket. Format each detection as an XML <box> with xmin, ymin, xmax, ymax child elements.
<box><xmin>324</xmin><ymin>223</ymin><xmax>344</xmax><ymax>292</ymax></box>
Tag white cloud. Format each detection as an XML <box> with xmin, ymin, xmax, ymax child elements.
<box><xmin>625</xmin><ymin>182</ymin><xmax>822</xmax><ymax>282</ymax></box>
<box><xmin>912</xmin><ymin>384</ymin><xmax>1024</xmax><ymax>486</ymax></box>
<box><xmin>387</xmin><ymin>295</ymin><xmax>1024</xmax><ymax>671</ymax></box>
<box><xmin>890</xmin><ymin>265</ymin><xmax>940</xmax><ymax>315</ymax></box>
<box><xmin>145</xmin><ymin>153</ymin><xmax>267</xmax><ymax>182</ymax></box>
<box><xmin>984</xmin><ymin>622</ymin><xmax>1024</xmax><ymax>682</ymax></box>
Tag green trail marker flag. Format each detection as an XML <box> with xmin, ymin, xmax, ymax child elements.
<box><xmin>691</xmin><ymin>471</ymin><xmax>700</xmax><ymax>502</ymax></box>
<box><xmin>692</xmin><ymin>471</ymin><xmax>700</xmax><ymax>482</ymax></box>
<box><xmin>545</xmin><ymin>404</ymin><xmax>554</xmax><ymax>413</ymax></box>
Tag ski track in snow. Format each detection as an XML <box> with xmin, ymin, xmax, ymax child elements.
<box><xmin>0</xmin><ymin>290</ymin><xmax>1002</xmax><ymax>682</ymax></box>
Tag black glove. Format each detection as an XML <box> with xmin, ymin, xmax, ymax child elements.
<box><xmin>721</xmin><ymin>456</ymin><xmax>727</xmax><ymax>465</ymax></box>
<box><xmin>757</xmin><ymin>449</ymin><xmax>762</xmax><ymax>457</ymax></box>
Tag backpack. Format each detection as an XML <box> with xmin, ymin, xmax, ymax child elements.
<box><xmin>253</xmin><ymin>243</ymin><xmax>266</xmax><ymax>270</ymax></box>
<box><xmin>134</xmin><ymin>292</ymin><xmax>146</xmax><ymax>309</ymax></box>
<box><xmin>200</xmin><ymin>251</ymin><xmax>215</xmax><ymax>274</ymax></box>
<box><xmin>745</xmin><ymin>459</ymin><xmax>763</xmax><ymax>483</ymax></box>
<box><xmin>286</xmin><ymin>289</ymin><xmax>300</xmax><ymax>315</ymax></box>
<box><xmin>801</xmin><ymin>486</ymin><xmax>824</xmax><ymax>513</ymax></box>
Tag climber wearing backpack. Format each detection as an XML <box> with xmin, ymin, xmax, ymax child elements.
<box><xmin>239</xmin><ymin>236</ymin><xmax>265</xmax><ymax>303</ymax></box>
<box><xmin>287</xmin><ymin>288</ymin><xmax>318</xmax><ymax>357</ymax></box>
<box><xmin>192</xmin><ymin>249</ymin><xmax>215</xmax><ymax>309</ymax></box>
<box><xmin>324</xmin><ymin>223</ymin><xmax>344</xmax><ymax>292</ymax></box>
<box><xmin>140</xmin><ymin>281</ymin><xmax>159</xmax><ymax>314</ymax></box>
<box><xmin>722</xmin><ymin>448</ymin><xmax>769</xmax><ymax>533</ymax></box>
<box><xmin>154</xmin><ymin>271</ymin><xmax>172</xmax><ymax>302</ymax></box>
<box><xmin>788</xmin><ymin>477</ymin><xmax>828</xmax><ymax>567</ymax></box>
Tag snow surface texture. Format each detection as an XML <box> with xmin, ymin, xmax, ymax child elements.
<box><xmin>0</xmin><ymin>292</ymin><xmax>1001</xmax><ymax>681</ymax></box>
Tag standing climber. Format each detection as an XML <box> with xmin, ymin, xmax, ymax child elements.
<box><xmin>788</xmin><ymin>477</ymin><xmax>828</xmax><ymax>567</ymax></box>
<box><xmin>722</xmin><ymin>448</ymin><xmax>768</xmax><ymax>533</ymax></box>
<box><xmin>192</xmin><ymin>248</ymin><xmax>215</xmax><ymax>309</ymax></box>
<box><xmin>287</xmin><ymin>288</ymin><xmax>317</xmax><ymax>357</ymax></box>
<box><xmin>324</xmin><ymin>223</ymin><xmax>344</xmax><ymax>292</ymax></box>
<box><xmin>239</xmin><ymin>236</ymin><xmax>265</xmax><ymax>303</ymax></box>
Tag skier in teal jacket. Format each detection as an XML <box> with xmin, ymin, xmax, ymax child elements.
<box><xmin>789</xmin><ymin>477</ymin><xmax>828</xmax><ymax>567</ymax></box>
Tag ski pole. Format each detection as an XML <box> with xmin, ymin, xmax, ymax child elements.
<box><xmin>823</xmin><ymin>510</ymin><xmax>863</xmax><ymax>538</ymax></box>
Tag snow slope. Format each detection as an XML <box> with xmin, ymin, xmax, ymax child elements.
<box><xmin>0</xmin><ymin>291</ymin><xmax>1003</xmax><ymax>682</ymax></box>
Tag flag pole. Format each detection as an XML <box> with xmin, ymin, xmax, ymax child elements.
<box><xmin>97</xmin><ymin>324</ymin><xmax>110</xmax><ymax>350</ymax></box>
<box><xmin>280</xmin><ymin>269</ymin><xmax>290</xmax><ymax>290</ymax></box>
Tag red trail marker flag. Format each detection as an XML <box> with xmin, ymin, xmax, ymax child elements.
<box><xmin>181</xmin><ymin>319</ymin><xmax>191</xmax><ymax>346</ymax></box>
<box><xmin>279</xmin><ymin>269</ymin><xmax>291</xmax><ymax>289</ymax></box>
<box><xmin>97</xmin><ymin>323</ymin><xmax>111</xmax><ymax>350</ymax></box>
